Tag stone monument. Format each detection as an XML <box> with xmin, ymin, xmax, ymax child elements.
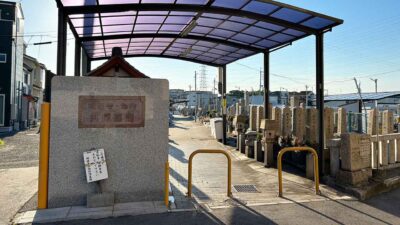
<box><xmin>48</xmin><ymin>53</ymin><xmax>169</xmax><ymax>208</ymax></box>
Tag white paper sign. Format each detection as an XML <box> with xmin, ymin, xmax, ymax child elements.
<box><xmin>83</xmin><ymin>149</ymin><xmax>108</xmax><ymax>183</ymax></box>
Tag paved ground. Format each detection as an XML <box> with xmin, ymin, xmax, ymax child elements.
<box><xmin>0</xmin><ymin>128</ymin><xmax>39</xmax><ymax>169</ymax></box>
<box><xmin>5</xmin><ymin>117</ymin><xmax>400</xmax><ymax>224</ymax></box>
<box><xmin>0</xmin><ymin>127</ymin><xmax>40</xmax><ymax>225</ymax></box>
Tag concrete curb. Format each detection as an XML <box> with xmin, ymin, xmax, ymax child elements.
<box><xmin>13</xmin><ymin>201</ymin><xmax>169</xmax><ymax>224</ymax></box>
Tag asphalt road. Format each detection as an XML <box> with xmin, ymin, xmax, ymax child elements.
<box><xmin>27</xmin><ymin>193</ymin><xmax>400</xmax><ymax>225</ymax></box>
<box><xmin>0</xmin><ymin>128</ymin><xmax>39</xmax><ymax>169</ymax></box>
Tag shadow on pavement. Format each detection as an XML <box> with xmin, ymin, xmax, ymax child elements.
<box><xmin>281</xmin><ymin>196</ymin><xmax>345</xmax><ymax>224</ymax></box>
<box><xmin>169</xmin><ymin>144</ymin><xmax>187</xmax><ymax>163</ymax></box>
<box><xmin>31</xmin><ymin>212</ymin><xmax>220</xmax><ymax>225</ymax></box>
<box><xmin>169</xmin><ymin>167</ymin><xmax>210</xmax><ymax>201</ymax></box>
<box><xmin>363</xmin><ymin>188</ymin><xmax>400</xmax><ymax>219</ymax></box>
<box><xmin>172</xmin><ymin>116</ymin><xmax>193</xmax><ymax>122</ymax></box>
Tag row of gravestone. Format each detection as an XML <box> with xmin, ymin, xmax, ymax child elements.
<box><xmin>233</xmin><ymin>105</ymin><xmax>338</xmax><ymax>146</ymax></box>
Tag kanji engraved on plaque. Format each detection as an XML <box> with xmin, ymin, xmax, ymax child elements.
<box><xmin>79</xmin><ymin>96</ymin><xmax>145</xmax><ymax>128</ymax></box>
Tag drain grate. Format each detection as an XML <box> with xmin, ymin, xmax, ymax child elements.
<box><xmin>233</xmin><ymin>185</ymin><xmax>259</xmax><ymax>193</ymax></box>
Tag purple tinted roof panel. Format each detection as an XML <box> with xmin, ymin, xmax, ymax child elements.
<box><xmin>176</xmin><ymin>0</ymin><xmax>208</xmax><ymax>5</ymax></box>
<box><xmin>242</xmin><ymin>1</ymin><xmax>279</xmax><ymax>15</ymax></box>
<box><xmin>212</xmin><ymin>0</ymin><xmax>249</xmax><ymax>9</ymax></box>
<box><xmin>302</xmin><ymin>17</ymin><xmax>335</xmax><ymax>29</ymax></box>
<box><xmin>59</xmin><ymin>0</ymin><xmax>342</xmax><ymax>65</ymax></box>
<box><xmin>271</xmin><ymin>8</ymin><xmax>311</xmax><ymax>23</ymax></box>
<box><xmin>99</xmin><ymin>0</ymin><xmax>139</xmax><ymax>4</ymax></box>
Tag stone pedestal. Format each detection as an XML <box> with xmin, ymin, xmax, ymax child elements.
<box><xmin>282</xmin><ymin>107</ymin><xmax>292</xmax><ymax>137</ymax></box>
<box><xmin>306</xmin><ymin>153</ymin><xmax>315</xmax><ymax>179</ymax></box>
<box><xmin>245</xmin><ymin>146</ymin><xmax>255</xmax><ymax>159</ymax></box>
<box><xmin>87</xmin><ymin>192</ymin><xmax>115</xmax><ymax>208</ymax></box>
<box><xmin>337</xmin><ymin>108</ymin><xmax>347</xmax><ymax>134</ymax></box>
<box><xmin>263</xmin><ymin>131</ymin><xmax>275</xmax><ymax>168</ymax></box>
<box><xmin>327</xmin><ymin>138</ymin><xmax>341</xmax><ymax>178</ymax></box>
<box><xmin>337</xmin><ymin>168</ymin><xmax>372</xmax><ymax>187</ymax></box>
<box><xmin>238</xmin><ymin>133</ymin><xmax>246</xmax><ymax>153</ymax></box>
<box><xmin>397</xmin><ymin>139</ymin><xmax>400</xmax><ymax>163</ymax></box>
<box><xmin>254</xmin><ymin>140</ymin><xmax>263</xmax><ymax>162</ymax></box>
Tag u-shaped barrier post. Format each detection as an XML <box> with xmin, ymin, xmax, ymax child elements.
<box><xmin>188</xmin><ymin>149</ymin><xmax>232</xmax><ymax>198</ymax></box>
<box><xmin>278</xmin><ymin>147</ymin><xmax>320</xmax><ymax>197</ymax></box>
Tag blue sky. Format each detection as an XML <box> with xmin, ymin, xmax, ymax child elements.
<box><xmin>19</xmin><ymin>0</ymin><xmax>400</xmax><ymax>94</ymax></box>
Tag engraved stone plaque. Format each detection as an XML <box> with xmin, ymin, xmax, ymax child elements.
<box><xmin>79</xmin><ymin>96</ymin><xmax>145</xmax><ymax>128</ymax></box>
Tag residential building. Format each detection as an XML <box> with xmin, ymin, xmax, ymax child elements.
<box><xmin>324</xmin><ymin>92</ymin><xmax>400</xmax><ymax>113</ymax></box>
<box><xmin>186</xmin><ymin>91</ymin><xmax>217</xmax><ymax>110</ymax></box>
<box><xmin>0</xmin><ymin>1</ymin><xmax>24</xmax><ymax>132</ymax></box>
<box><xmin>169</xmin><ymin>89</ymin><xmax>187</xmax><ymax>102</ymax></box>
<box><xmin>23</xmin><ymin>54</ymin><xmax>46</xmax><ymax>127</ymax></box>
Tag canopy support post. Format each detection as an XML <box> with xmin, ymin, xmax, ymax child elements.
<box><xmin>316</xmin><ymin>33</ymin><xmax>325</xmax><ymax>176</ymax></box>
<box><xmin>264</xmin><ymin>52</ymin><xmax>270</xmax><ymax>119</ymax></box>
<box><xmin>57</xmin><ymin>8</ymin><xmax>67</xmax><ymax>76</ymax></box>
<box><xmin>87</xmin><ymin>59</ymin><xmax>92</xmax><ymax>74</ymax></box>
<box><xmin>74</xmin><ymin>39</ymin><xmax>81</xmax><ymax>77</ymax></box>
<box><xmin>222</xmin><ymin>65</ymin><xmax>227</xmax><ymax>145</ymax></box>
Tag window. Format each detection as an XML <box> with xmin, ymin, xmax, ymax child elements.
<box><xmin>0</xmin><ymin>53</ymin><xmax>6</xmax><ymax>63</ymax></box>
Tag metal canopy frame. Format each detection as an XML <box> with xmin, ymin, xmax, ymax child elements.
<box><xmin>55</xmin><ymin>0</ymin><xmax>343</xmax><ymax>175</ymax></box>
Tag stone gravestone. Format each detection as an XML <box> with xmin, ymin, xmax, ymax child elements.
<box><xmin>292</xmin><ymin>107</ymin><xmax>305</xmax><ymax>142</ymax></box>
<box><xmin>256</xmin><ymin>106</ymin><xmax>264</xmax><ymax>133</ymax></box>
<box><xmin>235</xmin><ymin>103</ymin><xmax>240</xmax><ymax>116</ymax></box>
<box><xmin>249</xmin><ymin>105</ymin><xmax>258</xmax><ymax>131</ymax></box>
<box><xmin>382</xmin><ymin>110</ymin><xmax>395</xmax><ymax>164</ymax></box>
<box><xmin>324</xmin><ymin>108</ymin><xmax>335</xmax><ymax>144</ymax></box>
<box><xmin>337</xmin><ymin>133</ymin><xmax>372</xmax><ymax>186</ymax></box>
<box><xmin>306</xmin><ymin>108</ymin><xmax>318</xmax><ymax>144</ymax></box>
<box><xmin>272</xmin><ymin>107</ymin><xmax>282</xmax><ymax>137</ymax></box>
<box><xmin>340</xmin><ymin>133</ymin><xmax>371</xmax><ymax>171</ymax></box>
<box><xmin>382</xmin><ymin>110</ymin><xmax>394</xmax><ymax>134</ymax></box>
<box><xmin>282</xmin><ymin>106</ymin><xmax>292</xmax><ymax>137</ymax></box>
<box><xmin>48</xmin><ymin>77</ymin><xmax>169</xmax><ymax>208</ymax></box>
<box><xmin>337</xmin><ymin>108</ymin><xmax>347</xmax><ymax>134</ymax></box>
<box><xmin>367</xmin><ymin>109</ymin><xmax>378</xmax><ymax>135</ymax></box>
<box><xmin>290</xmin><ymin>96</ymin><xmax>300</xmax><ymax>107</ymax></box>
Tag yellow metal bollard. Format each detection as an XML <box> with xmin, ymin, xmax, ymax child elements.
<box><xmin>38</xmin><ymin>103</ymin><xmax>51</xmax><ymax>209</ymax></box>
<box><xmin>188</xmin><ymin>149</ymin><xmax>232</xmax><ymax>198</ymax></box>
<box><xmin>164</xmin><ymin>162</ymin><xmax>170</xmax><ymax>207</ymax></box>
<box><xmin>277</xmin><ymin>147</ymin><xmax>319</xmax><ymax>197</ymax></box>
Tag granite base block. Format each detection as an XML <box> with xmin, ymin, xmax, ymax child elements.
<box><xmin>87</xmin><ymin>192</ymin><xmax>115</xmax><ymax>208</ymax></box>
<box><xmin>337</xmin><ymin>168</ymin><xmax>372</xmax><ymax>187</ymax></box>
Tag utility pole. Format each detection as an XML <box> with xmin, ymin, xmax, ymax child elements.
<box><xmin>370</xmin><ymin>78</ymin><xmax>378</xmax><ymax>109</ymax></box>
<box><xmin>354</xmin><ymin>78</ymin><xmax>368</xmax><ymax>132</ymax></box>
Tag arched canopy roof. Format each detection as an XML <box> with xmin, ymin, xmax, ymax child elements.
<box><xmin>57</xmin><ymin>0</ymin><xmax>343</xmax><ymax>66</ymax></box>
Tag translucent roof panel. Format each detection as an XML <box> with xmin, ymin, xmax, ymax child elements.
<box><xmin>57</xmin><ymin>0</ymin><xmax>343</xmax><ymax>66</ymax></box>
